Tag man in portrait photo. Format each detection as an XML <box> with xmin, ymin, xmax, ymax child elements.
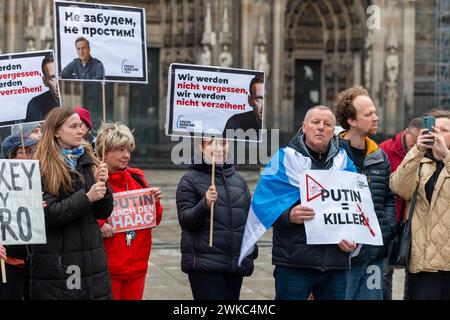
<box><xmin>223</xmin><ymin>73</ymin><xmax>264</xmax><ymax>140</ymax></box>
<box><xmin>61</xmin><ymin>37</ymin><xmax>105</xmax><ymax>80</ymax></box>
<box><xmin>25</xmin><ymin>54</ymin><xmax>61</xmax><ymax>122</ymax></box>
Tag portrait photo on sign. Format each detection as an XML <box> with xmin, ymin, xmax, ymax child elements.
<box><xmin>165</xmin><ymin>63</ymin><xmax>265</xmax><ymax>142</ymax></box>
<box><xmin>0</xmin><ymin>50</ymin><xmax>61</xmax><ymax>127</ymax></box>
<box><xmin>54</xmin><ymin>0</ymin><xmax>148</xmax><ymax>83</ymax></box>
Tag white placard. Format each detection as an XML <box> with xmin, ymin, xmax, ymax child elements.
<box><xmin>300</xmin><ymin>170</ymin><xmax>383</xmax><ymax>246</ymax></box>
<box><xmin>0</xmin><ymin>160</ymin><xmax>46</xmax><ymax>245</ymax></box>
<box><xmin>55</xmin><ymin>0</ymin><xmax>147</xmax><ymax>83</ymax></box>
<box><xmin>0</xmin><ymin>50</ymin><xmax>61</xmax><ymax>126</ymax></box>
<box><xmin>166</xmin><ymin>63</ymin><xmax>265</xmax><ymax>142</ymax></box>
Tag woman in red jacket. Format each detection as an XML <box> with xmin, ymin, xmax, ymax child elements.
<box><xmin>96</xmin><ymin>122</ymin><xmax>163</xmax><ymax>300</ymax></box>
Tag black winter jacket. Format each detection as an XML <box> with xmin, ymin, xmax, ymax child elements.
<box><xmin>30</xmin><ymin>153</ymin><xmax>113</xmax><ymax>300</ymax></box>
<box><xmin>272</xmin><ymin>131</ymin><xmax>352</xmax><ymax>271</ymax></box>
<box><xmin>176</xmin><ymin>161</ymin><xmax>256</xmax><ymax>276</ymax></box>
<box><xmin>339</xmin><ymin>134</ymin><xmax>397</xmax><ymax>263</ymax></box>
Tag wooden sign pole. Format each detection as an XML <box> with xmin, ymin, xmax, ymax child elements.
<box><xmin>209</xmin><ymin>139</ymin><xmax>216</xmax><ymax>247</ymax></box>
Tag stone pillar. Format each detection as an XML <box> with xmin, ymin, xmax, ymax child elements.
<box><xmin>114</xmin><ymin>84</ymin><xmax>130</xmax><ymax>124</ymax></box>
<box><xmin>240</xmin><ymin>0</ymin><xmax>252</xmax><ymax>69</ymax></box>
<box><xmin>272</xmin><ymin>0</ymin><xmax>285</xmax><ymax>130</ymax></box>
<box><xmin>0</xmin><ymin>0</ymin><xmax>4</xmax><ymax>53</ymax></box>
<box><xmin>402</xmin><ymin>1</ymin><xmax>416</xmax><ymax>123</ymax></box>
<box><xmin>6</xmin><ymin>0</ymin><xmax>16</xmax><ymax>52</ymax></box>
<box><xmin>371</xmin><ymin>0</ymin><xmax>387</xmax><ymax>133</ymax></box>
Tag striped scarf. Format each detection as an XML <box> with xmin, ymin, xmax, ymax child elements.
<box><xmin>62</xmin><ymin>146</ymin><xmax>85</xmax><ymax>169</ymax></box>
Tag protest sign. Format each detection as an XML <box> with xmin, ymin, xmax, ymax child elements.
<box><xmin>0</xmin><ymin>50</ymin><xmax>61</xmax><ymax>127</ymax></box>
<box><xmin>54</xmin><ymin>0</ymin><xmax>147</xmax><ymax>83</ymax></box>
<box><xmin>108</xmin><ymin>188</ymin><xmax>156</xmax><ymax>233</ymax></box>
<box><xmin>165</xmin><ymin>63</ymin><xmax>265</xmax><ymax>142</ymax></box>
<box><xmin>0</xmin><ymin>160</ymin><xmax>46</xmax><ymax>245</ymax></box>
<box><xmin>300</xmin><ymin>170</ymin><xmax>383</xmax><ymax>246</ymax></box>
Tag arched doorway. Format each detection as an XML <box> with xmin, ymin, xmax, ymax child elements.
<box><xmin>282</xmin><ymin>0</ymin><xmax>368</xmax><ymax>133</ymax></box>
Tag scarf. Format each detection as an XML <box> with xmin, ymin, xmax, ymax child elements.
<box><xmin>62</xmin><ymin>145</ymin><xmax>85</xmax><ymax>169</ymax></box>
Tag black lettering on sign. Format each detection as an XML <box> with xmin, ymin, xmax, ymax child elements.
<box><xmin>0</xmin><ymin>163</ymin><xmax>12</xmax><ymax>191</ymax></box>
<box><xmin>17</xmin><ymin>207</ymin><xmax>32</xmax><ymax>241</ymax></box>
<box><xmin>0</xmin><ymin>208</ymin><xmax>18</xmax><ymax>241</ymax></box>
<box><xmin>21</xmin><ymin>163</ymin><xmax>35</xmax><ymax>190</ymax></box>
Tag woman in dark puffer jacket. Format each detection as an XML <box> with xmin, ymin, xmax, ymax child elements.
<box><xmin>31</xmin><ymin>107</ymin><xmax>113</xmax><ymax>300</ymax></box>
<box><xmin>176</xmin><ymin>137</ymin><xmax>257</xmax><ymax>300</ymax></box>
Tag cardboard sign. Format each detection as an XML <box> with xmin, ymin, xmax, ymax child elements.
<box><xmin>300</xmin><ymin>170</ymin><xmax>383</xmax><ymax>246</ymax></box>
<box><xmin>108</xmin><ymin>188</ymin><xmax>156</xmax><ymax>233</ymax></box>
<box><xmin>0</xmin><ymin>160</ymin><xmax>46</xmax><ymax>245</ymax></box>
<box><xmin>166</xmin><ymin>63</ymin><xmax>265</xmax><ymax>142</ymax></box>
<box><xmin>54</xmin><ymin>0</ymin><xmax>148</xmax><ymax>83</ymax></box>
<box><xmin>0</xmin><ymin>50</ymin><xmax>61</xmax><ymax>127</ymax></box>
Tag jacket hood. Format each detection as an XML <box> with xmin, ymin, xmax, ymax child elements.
<box><xmin>339</xmin><ymin>131</ymin><xmax>379</xmax><ymax>155</ymax></box>
<box><xmin>287</xmin><ymin>129</ymin><xmax>340</xmax><ymax>164</ymax></box>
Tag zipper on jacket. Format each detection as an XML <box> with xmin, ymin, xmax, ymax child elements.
<box><xmin>222</xmin><ymin>171</ymin><xmax>234</xmax><ymax>271</ymax></box>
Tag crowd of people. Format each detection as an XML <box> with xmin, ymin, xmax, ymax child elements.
<box><xmin>1</xmin><ymin>84</ymin><xmax>450</xmax><ymax>300</ymax></box>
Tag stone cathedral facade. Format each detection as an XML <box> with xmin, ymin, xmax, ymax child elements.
<box><xmin>0</xmin><ymin>0</ymin><xmax>446</xmax><ymax>165</ymax></box>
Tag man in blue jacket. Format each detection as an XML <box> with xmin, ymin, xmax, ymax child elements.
<box><xmin>61</xmin><ymin>37</ymin><xmax>105</xmax><ymax>80</ymax></box>
<box><xmin>239</xmin><ymin>105</ymin><xmax>358</xmax><ymax>300</ymax></box>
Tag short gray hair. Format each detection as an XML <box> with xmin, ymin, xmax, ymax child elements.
<box><xmin>303</xmin><ymin>105</ymin><xmax>336</xmax><ymax>126</ymax></box>
<box><xmin>95</xmin><ymin>122</ymin><xmax>135</xmax><ymax>157</ymax></box>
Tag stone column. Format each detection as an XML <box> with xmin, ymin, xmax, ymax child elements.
<box><xmin>402</xmin><ymin>1</ymin><xmax>416</xmax><ymax>123</ymax></box>
<box><xmin>371</xmin><ymin>0</ymin><xmax>386</xmax><ymax>132</ymax></box>
<box><xmin>114</xmin><ymin>84</ymin><xmax>130</xmax><ymax>124</ymax></box>
<box><xmin>272</xmin><ymin>0</ymin><xmax>285</xmax><ymax>130</ymax></box>
<box><xmin>6</xmin><ymin>0</ymin><xmax>16</xmax><ymax>52</ymax></box>
<box><xmin>0</xmin><ymin>0</ymin><xmax>4</xmax><ymax>52</ymax></box>
<box><xmin>240</xmin><ymin>0</ymin><xmax>252</xmax><ymax>69</ymax></box>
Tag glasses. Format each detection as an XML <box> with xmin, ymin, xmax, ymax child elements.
<box><xmin>16</xmin><ymin>148</ymin><xmax>33</xmax><ymax>156</ymax></box>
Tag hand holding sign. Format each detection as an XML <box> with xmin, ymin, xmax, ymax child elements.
<box><xmin>94</xmin><ymin>163</ymin><xmax>109</xmax><ymax>183</ymax></box>
<box><xmin>289</xmin><ymin>204</ymin><xmax>315</xmax><ymax>224</ymax></box>
<box><xmin>338</xmin><ymin>239</ymin><xmax>357</xmax><ymax>253</ymax></box>
<box><xmin>0</xmin><ymin>245</ymin><xmax>6</xmax><ymax>260</ymax></box>
<box><xmin>100</xmin><ymin>223</ymin><xmax>115</xmax><ymax>238</ymax></box>
<box><xmin>86</xmin><ymin>181</ymin><xmax>107</xmax><ymax>202</ymax></box>
<box><xmin>149</xmin><ymin>187</ymin><xmax>162</xmax><ymax>201</ymax></box>
<box><xmin>205</xmin><ymin>185</ymin><xmax>217</xmax><ymax>209</ymax></box>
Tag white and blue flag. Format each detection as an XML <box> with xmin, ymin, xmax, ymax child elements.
<box><xmin>238</xmin><ymin>146</ymin><xmax>356</xmax><ymax>266</ymax></box>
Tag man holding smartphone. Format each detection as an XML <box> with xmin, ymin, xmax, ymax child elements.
<box><xmin>390</xmin><ymin>110</ymin><xmax>450</xmax><ymax>300</ymax></box>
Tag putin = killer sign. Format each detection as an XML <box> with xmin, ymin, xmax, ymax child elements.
<box><xmin>300</xmin><ymin>170</ymin><xmax>383</xmax><ymax>246</ymax></box>
<box><xmin>108</xmin><ymin>188</ymin><xmax>156</xmax><ymax>233</ymax></box>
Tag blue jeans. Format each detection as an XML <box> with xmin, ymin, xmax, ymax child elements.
<box><xmin>274</xmin><ymin>266</ymin><xmax>347</xmax><ymax>300</ymax></box>
<box><xmin>345</xmin><ymin>259</ymin><xmax>383</xmax><ymax>300</ymax></box>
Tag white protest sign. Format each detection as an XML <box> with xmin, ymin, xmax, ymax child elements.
<box><xmin>300</xmin><ymin>170</ymin><xmax>383</xmax><ymax>246</ymax></box>
<box><xmin>165</xmin><ymin>63</ymin><xmax>265</xmax><ymax>142</ymax></box>
<box><xmin>0</xmin><ymin>160</ymin><xmax>46</xmax><ymax>245</ymax></box>
<box><xmin>55</xmin><ymin>0</ymin><xmax>147</xmax><ymax>83</ymax></box>
<box><xmin>0</xmin><ymin>50</ymin><xmax>61</xmax><ymax>127</ymax></box>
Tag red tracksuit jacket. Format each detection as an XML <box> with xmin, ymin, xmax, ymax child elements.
<box><xmin>98</xmin><ymin>167</ymin><xmax>163</xmax><ymax>280</ymax></box>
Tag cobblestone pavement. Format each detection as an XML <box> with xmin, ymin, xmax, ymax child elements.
<box><xmin>141</xmin><ymin>169</ymin><xmax>405</xmax><ymax>300</ymax></box>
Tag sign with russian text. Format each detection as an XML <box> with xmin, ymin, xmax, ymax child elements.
<box><xmin>0</xmin><ymin>50</ymin><xmax>61</xmax><ymax>127</ymax></box>
<box><xmin>300</xmin><ymin>170</ymin><xmax>383</xmax><ymax>246</ymax></box>
<box><xmin>0</xmin><ymin>160</ymin><xmax>46</xmax><ymax>245</ymax></box>
<box><xmin>108</xmin><ymin>188</ymin><xmax>156</xmax><ymax>233</ymax></box>
<box><xmin>54</xmin><ymin>0</ymin><xmax>148</xmax><ymax>83</ymax></box>
<box><xmin>166</xmin><ymin>63</ymin><xmax>265</xmax><ymax>142</ymax></box>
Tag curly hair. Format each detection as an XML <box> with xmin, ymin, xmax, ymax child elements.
<box><xmin>335</xmin><ymin>86</ymin><xmax>369</xmax><ymax>130</ymax></box>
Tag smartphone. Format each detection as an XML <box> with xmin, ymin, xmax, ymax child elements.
<box><xmin>423</xmin><ymin>116</ymin><xmax>436</xmax><ymax>145</ymax></box>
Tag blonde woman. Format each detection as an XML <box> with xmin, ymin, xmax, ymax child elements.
<box><xmin>31</xmin><ymin>107</ymin><xmax>113</xmax><ymax>300</ymax></box>
<box><xmin>95</xmin><ymin>122</ymin><xmax>163</xmax><ymax>300</ymax></box>
<box><xmin>391</xmin><ymin>110</ymin><xmax>450</xmax><ymax>300</ymax></box>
